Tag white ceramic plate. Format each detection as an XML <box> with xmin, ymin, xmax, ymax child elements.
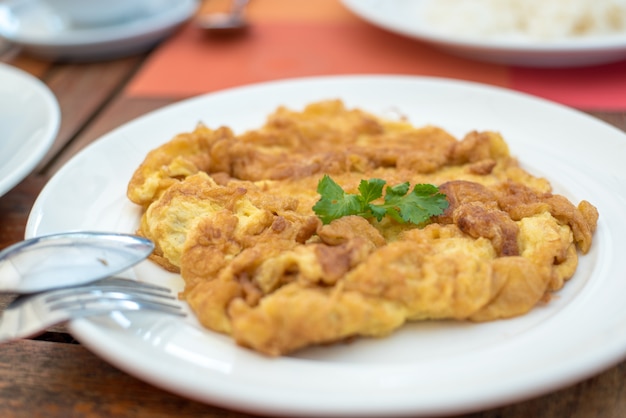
<box><xmin>26</xmin><ymin>75</ymin><xmax>626</xmax><ymax>417</ymax></box>
<box><xmin>0</xmin><ymin>63</ymin><xmax>59</xmax><ymax>198</ymax></box>
<box><xmin>341</xmin><ymin>0</ymin><xmax>626</xmax><ymax>67</ymax></box>
<box><xmin>0</xmin><ymin>0</ymin><xmax>198</xmax><ymax>61</ymax></box>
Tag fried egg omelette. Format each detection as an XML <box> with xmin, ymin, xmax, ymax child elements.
<box><xmin>127</xmin><ymin>100</ymin><xmax>598</xmax><ymax>356</ymax></box>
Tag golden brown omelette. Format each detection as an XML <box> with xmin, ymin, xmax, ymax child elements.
<box><xmin>127</xmin><ymin>100</ymin><xmax>598</xmax><ymax>356</ymax></box>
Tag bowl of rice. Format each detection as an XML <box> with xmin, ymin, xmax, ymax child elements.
<box><xmin>342</xmin><ymin>0</ymin><xmax>626</xmax><ymax>67</ymax></box>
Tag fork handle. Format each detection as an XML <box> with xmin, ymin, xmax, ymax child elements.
<box><xmin>0</xmin><ymin>259</ymin><xmax>20</xmax><ymax>292</ymax></box>
<box><xmin>0</xmin><ymin>307</ymin><xmax>20</xmax><ymax>342</ymax></box>
<box><xmin>0</xmin><ymin>304</ymin><xmax>51</xmax><ymax>343</ymax></box>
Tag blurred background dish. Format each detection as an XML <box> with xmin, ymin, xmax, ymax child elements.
<box><xmin>0</xmin><ymin>63</ymin><xmax>60</xmax><ymax>198</ymax></box>
<box><xmin>341</xmin><ymin>0</ymin><xmax>626</xmax><ymax>67</ymax></box>
<box><xmin>44</xmin><ymin>0</ymin><xmax>155</xmax><ymax>28</ymax></box>
<box><xmin>0</xmin><ymin>0</ymin><xmax>199</xmax><ymax>61</ymax></box>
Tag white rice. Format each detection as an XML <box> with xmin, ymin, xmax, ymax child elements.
<box><xmin>423</xmin><ymin>0</ymin><xmax>626</xmax><ymax>40</ymax></box>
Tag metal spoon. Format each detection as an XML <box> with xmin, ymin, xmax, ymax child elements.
<box><xmin>197</xmin><ymin>0</ymin><xmax>250</xmax><ymax>35</ymax></box>
<box><xmin>0</xmin><ymin>231</ymin><xmax>154</xmax><ymax>293</ymax></box>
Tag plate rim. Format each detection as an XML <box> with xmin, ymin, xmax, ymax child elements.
<box><xmin>25</xmin><ymin>74</ymin><xmax>626</xmax><ymax>417</ymax></box>
<box><xmin>0</xmin><ymin>63</ymin><xmax>59</xmax><ymax>197</ymax></box>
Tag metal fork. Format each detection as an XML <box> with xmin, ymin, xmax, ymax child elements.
<box><xmin>0</xmin><ymin>277</ymin><xmax>185</xmax><ymax>343</ymax></box>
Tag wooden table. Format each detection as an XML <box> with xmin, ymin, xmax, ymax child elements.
<box><xmin>1</xmin><ymin>24</ymin><xmax>626</xmax><ymax>418</ymax></box>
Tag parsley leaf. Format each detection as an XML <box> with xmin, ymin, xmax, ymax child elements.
<box><xmin>376</xmin><ymin>183</ymin><xmax>448</xmax><ymax>224</ymax></box>
<box><xmin>313</xmin><ymin>175</ymin><xmax>449</xmax><ymax>225</ymax></box>
<box><xmin>313</xmin><ymin>175</ymin><xmax>367</xmax><ymax>224</ymax></box>
<box><xmin>358</xmin><ymin>178</ymin><xmax>385</xmax><ymax>203</ymax></box>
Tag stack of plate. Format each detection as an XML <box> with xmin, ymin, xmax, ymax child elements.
<box><xmin>0</xmin><ymin>0</ymin><xmax>198</xmax><ymax>61</ymax></box>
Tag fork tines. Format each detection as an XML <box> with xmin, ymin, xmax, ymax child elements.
<box><xmin>44</xmin><ymin>278</ymin><xmax>185</xmax><ymax>317</ymax></box>
<box><xmin>0</xmin><ymin>278</ymin><xmax>186</xmax><ymax>344</ymax></box>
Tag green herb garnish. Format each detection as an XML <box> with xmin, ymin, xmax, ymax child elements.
<box><xmin>313</xmin><ymin>175</ymin><xmax>448</xmax><ymax>225</ymax></box>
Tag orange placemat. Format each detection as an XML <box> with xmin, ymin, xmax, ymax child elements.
<box><xmin>511</xmin><ymin>63</ymin><xmax>626</xmax><ymax>110</ymax></box>
<box><xmin>126</xmin><ymin>0</ymin><xmax>626</xmax><ymax>110</ymax></box>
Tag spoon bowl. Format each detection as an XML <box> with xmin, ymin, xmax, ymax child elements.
<box><xmin>197</xmin><ymin>0</ymin><xmax>250</xmax><ymax>36</ymax></box>
<box><xmin>0</xmin><ymin>231</ymin><xmax>154</xmax><ymax>293</ymax></box>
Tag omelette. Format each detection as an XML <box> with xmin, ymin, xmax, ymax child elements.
<box><xmin>127</xmin><ymin>100</ymin><xmax>598</xmax><ymax>356</ymax></box>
